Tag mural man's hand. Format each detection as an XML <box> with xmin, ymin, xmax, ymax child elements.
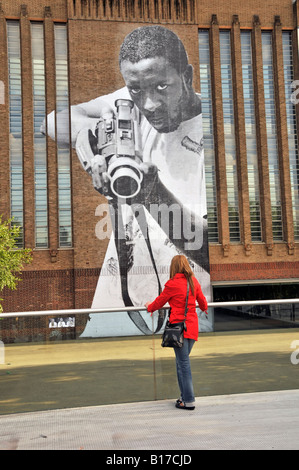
<box><xmin>75</xmin><ymin>106</ymin><xmax>115</xmax><ymax>197</ymax></box>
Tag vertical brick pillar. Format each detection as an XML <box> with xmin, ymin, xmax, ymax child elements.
<box><xmin>20</xmin><ymin>4</ymin><xmax>35</xmax><ymax>248</ymax></box>
<box><xmin>44</xmin><ymin>7</ymin><xmax>59</xmax><ymax>252</ymax></box>
<box><xmin>231</xmin><ymin>15</ymin><xmax>252</xmax><ymax>252</ymax></box>
<box><xmin>209</xmin><ymin>14</ymin><xmax>230</xmax><ymax>254</ymax></box>
<box><xmin>273</xmin><ymin>15</ymin><xmax>294</xmax><ymax>252</ymax></box>
<box><xmin>0</xmin><ymin>4</ymin><xmax>10</xmax><ymax>220</ymax></box>
<box><xmin>251</xmin><ymin>15</ymin><xmax>273</xmax><ymax>255</ymax></box>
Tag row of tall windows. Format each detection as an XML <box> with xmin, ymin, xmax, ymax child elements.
<box><xmin>198</xmin><ymin>28</ymin><xmax>299</xmax><ymax>244</ymax></box>
<box><xmin>7</xmin><ymin>20</ymin><xmax>72</xmax><ymax>249</ymax></box>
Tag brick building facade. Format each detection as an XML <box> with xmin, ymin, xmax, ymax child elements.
<box><xmin>0</xmin><ymin>0</ymin><xmax>299</xmax><ymax>331</ymax></box>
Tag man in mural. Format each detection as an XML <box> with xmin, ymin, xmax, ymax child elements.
<box><xmin>43</xmin><ymin>25</ymin><xmax>212</xmax><ymax>336</ymax></box>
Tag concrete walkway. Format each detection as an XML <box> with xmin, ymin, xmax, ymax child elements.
<box><xmin>0</xmin><ymin>389</ymin><xmax>299</xmax><ymax>450</ymax></box>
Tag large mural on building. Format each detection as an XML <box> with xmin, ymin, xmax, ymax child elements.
<box><xmin>43</xmin><ymin>25</ymin><xmax>212</xmax><ymax>336</ymax></box>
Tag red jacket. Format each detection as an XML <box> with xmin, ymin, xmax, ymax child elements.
<box><xmin>147</xmin><ymin>273</ymin><xmax>208</xmax><ymax>341</ymax></box>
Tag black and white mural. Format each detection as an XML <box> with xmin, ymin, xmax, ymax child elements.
<box><xmin>43</xmin><ymin>26</ymin><xmax>212</xmax><ymax>336</ymax></box>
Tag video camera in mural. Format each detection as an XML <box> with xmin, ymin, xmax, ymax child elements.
<box><xmin>94</xmin><ymin>99</ymin><xmax>143</xmax><ymax>199</ymax></box>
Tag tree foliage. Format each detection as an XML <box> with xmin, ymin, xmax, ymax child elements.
<box><xmin>0</xmin><ymin>216</ymin><xmax>32</xmax><ymax>312</ymax></box>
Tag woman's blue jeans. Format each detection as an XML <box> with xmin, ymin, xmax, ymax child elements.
<box><xmin>173</xmin><ymin>338</ymin><xmax>195</xmax><ymax>406</ymax></box>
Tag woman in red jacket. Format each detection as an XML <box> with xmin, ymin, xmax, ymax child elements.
<box><xmin>145</xmin><ymin>255</ymin><xmax>208</xmax><ymax>410</ymax></box>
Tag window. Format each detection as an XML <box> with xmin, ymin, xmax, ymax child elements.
<box><xmin>31</xmin><ymin>22</ymin><xmax>48</xmax><ymax>248</ymax></box>
<box><xmin>262</xmin><ymin>31</ymin><xmax>283</xmax><ymax>241</ymax></box>
<box><xmin>282</xmin><ymin>31</ymin><xmax>299</xmax><ymax>240</ymax></box>
<box><xmin>220</xmin><ymin>30</ymin><xmax>240</xmax><ymax>242</ymax></box>
<box><xmin>54</xmin><ymin>24</ymin><xmax>72</xmax><ymax>247</ymax></box>
<box><xmin>241</xmin><ymin>31</ymin><xmax>262</xmax><ymax>241</ymax></box>
<box><xmin>198</xmin><ymin>29</ymin><xmax>218</xmax><ymax>242</ymax></box>
<box><xmin>7</xmin><ymin>21</ymin><xmax>23</xmax><ymax>247</ymax></box>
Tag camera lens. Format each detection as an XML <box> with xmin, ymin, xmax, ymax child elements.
<box><xmin>109</xmin><ymin>159</ymin><xmax>143</xmax><ymax>199</ymax></box>
<box><xmin>114</xmin><ymin>175</ymin><xmax>138</xmax><ymax>198</ymax></box>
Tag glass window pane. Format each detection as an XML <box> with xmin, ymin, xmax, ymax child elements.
<box><xmin>282</xmin><ymin>31</ymin><xmax>299</xmax><ymax>240</ymax></box>
<box><xmin>262</xmin><ymin>32</ymin><xmax>283</xmax><ymax>241</ymax></box>
<box><xmin>198</xmin><ymin>30</ymin><xmax>218</xmax><ymax>243</ymax></box>
<box><xmin>31</xmin><ymin>22</ymin><xmax>48</xmax><ymax>248</ymax></box>
<box><xmin>7</xmin><ymin>20</ymin><xmax>23</xmax><ymax>248</ymax></box>
<box><xmin>220</xmin><ymin>30</ymin><xmax>240</xmax><ymax>242</ymax></box>
<box><xmin>241</xmin><ymin>31</ymin><xmax>262</xmax><ymax>242</ymax></box>
<box><xmin>55</xmin><ymin>24</ymin><xmax>72</xmax><ymax>248</ymax></box>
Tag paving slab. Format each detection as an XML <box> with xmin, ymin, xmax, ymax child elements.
<box><xmin>0</xmin><ymin>390</ymin><xmax>298</xmax><ymax>450</ymax></box>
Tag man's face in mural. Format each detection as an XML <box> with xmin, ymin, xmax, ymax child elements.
<box><xmin>120</xmin><ymin>57</ymin><xmax>194</xmax><ymax>133</ymax></box>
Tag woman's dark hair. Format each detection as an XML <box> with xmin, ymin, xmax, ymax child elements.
<box><xmin>119</xmin><ymin>25</ymin><xmax>189</xmax><ymax>75</ymax></box>
<box><xmin>170</xmin><ymin>255</ymin><xmax>195</xmax><ymax>295</ymax></box>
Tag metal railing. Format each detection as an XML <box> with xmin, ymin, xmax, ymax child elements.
<box><xmin>0</xmin><ymin>298</ymin><xmax>299</xmax><ymax>318</ymax></box>
<box><xmin>1</xmin><ymin>298</ymin><xmax>299</xmax><ymax>318</ymax></box>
